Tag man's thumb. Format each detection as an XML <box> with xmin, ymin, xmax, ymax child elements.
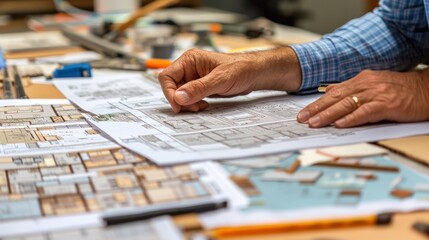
<box><xmin>174</xmin><ymin>76</ymin><xmax>220</xmax><ymax>105</ymax></box>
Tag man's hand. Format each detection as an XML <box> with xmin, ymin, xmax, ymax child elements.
<box><xmin>297</xmin><ymin>69</ymin><xmax>429</xmax><ymax>128</ymax></box>
<box><xmin>158</xmin><ymin>48</ymin><xmax>302</xmax><ymax>113</ymax></box>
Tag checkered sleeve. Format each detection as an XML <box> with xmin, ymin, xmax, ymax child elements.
<box><xmin>290</xmin><ymin>0</ymin><xmax>429</xmax><ymax>94</ymax></box>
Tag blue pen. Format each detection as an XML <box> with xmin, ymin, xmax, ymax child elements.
<box><xmin>0</xmin><ymin>48</ymin><xmax>5</xmax><ymax>69</ymax></box>
<box><xmin>0</xmin><ymin>49</ymin><xmax>13</xmax><ymax>99</ymax></box>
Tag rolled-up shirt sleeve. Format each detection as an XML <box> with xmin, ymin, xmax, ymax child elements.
<box><xmin>290</xmin><ymin>0</ymin><xmax>429</xmax><ymax>94</ymax></box>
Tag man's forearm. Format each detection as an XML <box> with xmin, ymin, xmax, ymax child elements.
<box><xmin>247</xmin><ymin>47</ymin><xmax>303</xmax><ymax>92</ymax></box>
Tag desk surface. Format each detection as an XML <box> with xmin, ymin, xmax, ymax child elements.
<box><xmin>13</xmin><ymin>33</ymin><xmax>429</xmax><ymax>240</ymax></box>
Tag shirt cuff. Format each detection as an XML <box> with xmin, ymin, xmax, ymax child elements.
<box><xmin>290</xmin><ymin>39</ymin><xmax>340</xmax><ymax>94</ymax></box>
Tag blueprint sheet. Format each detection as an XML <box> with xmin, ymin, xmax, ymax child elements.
<box><xmin>200</xmin><ymin>152</ymin><xmax>429</xmax><ymax>228</ymax></box>
<box><xmin>0</xmin><ymin>99</ymin><xmax>247</xmax><ymax>238</ymax></box>
<box><xmin>55</xmin><ymin>77</ymin><xmax>429</xmax><ymax>165</ymax></box>
<box><xmin>0</xmin><ymin>99</ymin><xmax>117</xmax><ymax>156</ymax></box>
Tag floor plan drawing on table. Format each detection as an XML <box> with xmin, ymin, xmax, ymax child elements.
<box><xmin>0</xmin><ymin>99</ymin><xmax>85</xmax><ymax>128</ymax></box>
<box><xmin>54</xmin><ymin>76</ymin><xmax>167</xmax><ymax>115</ymax></box>
<box><xmin>0</xmin><ymin>146</ymin><xmax>246</xmax><ymax>237</ymax></box>
<box><xmin>56</xmin><ymin>77</ymin><xmax>429</xmax><ymax>165</ymax></box>
<box><xmin>0</xmin><ymin>99</ymin><xmax>117</xmax><ymax>156</ymax></box>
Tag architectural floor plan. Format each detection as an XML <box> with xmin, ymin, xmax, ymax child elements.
<box><xmin>0</xmin><ymin>124</ymin><xmax>117</xmax><ymax>156</ymax></box>
<box><xmin>54</xmin><ymin>76</ymin><xmax>167</xmax><ymax>115</ymax></box>
<box><xmin>0</xmin><ymin>99</ymin><xmax>246</xmax><ymax>238</ymax></box>
<box><xmin>0</xmin><ymin>100</ymin><xmax>118</xmax><ymax>157</ymax></box>
<box><xmin>0</xmin><ymin>145</ymin><xmax>246</xmax><ymax>237</ymax></box>
<box><xmin>90</xmin><ymin>95</ymin><xmax>429</xmax><ymax>165</ymax></box>
<box><xmin>56</xmin><ymin>77</ymin><xmax>429</xmax><ymax>165</ymax></box>
<box><xmin>0</xmin><ymin>99</ymin><xmax>85</xmax><ymax>128</ymax></box>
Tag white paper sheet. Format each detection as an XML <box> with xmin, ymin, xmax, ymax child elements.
<box><xmin>55</xmin><ymin>77</ymin><xmax>429</xmax><ymax>165</ymax></box>
<box><xmin>0</xmin><ymin>215</ymin><xmax>185</xmax><ymax>240</ymax></box>
<box><xmin>54</xmin><ymin>76</ymin><xmax>166</xmax><ymax>114</ymax></box>
<box><xmin>90</xmin><ymin>96</ymin><xmax>429</xmax><ymax>165</ymax></box>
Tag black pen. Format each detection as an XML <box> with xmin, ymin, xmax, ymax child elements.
<box><xmin>3</xmin><ymin>67</ymin><xmax>13</xmax><ymax>99</ymax></box>
<box><xmin>13</xmin><ymin>66</ymin><xmax>27</xmax><ymax>99</ymax></box>
<box><xmin>103</xmin><ymin>200</ymin><xmax>228</xmax><ymax>226</ymax></box>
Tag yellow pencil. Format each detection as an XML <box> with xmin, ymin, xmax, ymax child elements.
<box><xmin>207</xmin><ymin>213</ymin><xmax>391</xmax><ymax>238</ymax></box>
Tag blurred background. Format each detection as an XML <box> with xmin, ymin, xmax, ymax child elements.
<box><xmin>0</xmin><ymin>0</ymin><xmax>378</xmax><ymax>34</ymax></box>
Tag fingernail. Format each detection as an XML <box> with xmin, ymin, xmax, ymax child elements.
<box><xmin>175</xmin><ymin>90</ymin><xmax>190</xmax><ymax>104</ymax></box>
<box><xmin>309</xmin><ymin>116</ymin><xmax>321</xmax><ymax>127</ymax></box>
<box><xmin>298</xmin><ymin>111</ymin><xmax>310</xmax><ymax>122</ymax></box>
<box><xmin>335</xmin><ymin>118</ymin><xmax>346</xmax><ymax>127</ymax></box>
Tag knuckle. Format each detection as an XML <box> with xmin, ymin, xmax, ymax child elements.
<box><xmin>342</xmin><ymin>97</ymin><xmax>356</xmax><ymax>109</ymax></box>
<box><xmin>327</xmin><ymin>87</ymin><xmax>343</xmax><ymax>99</ymax></box>
<box><xmin>377</xmin><ymin>83</ymin><xmax>390</xmax><ymax>93</ymax></box>
<box><xmin>158</xmin><ymin>70</ymin><xmax>168</xmax><ymax>80</ymax></box>
<box><xmin>184</xmin><ymin>48</ymin><xmax>201</xmax><ymax>56</ymax></box>
<box><xmin>360</xmin><ymin>104</ymin><xmax>373</xmax><ymax>116</ymax></box>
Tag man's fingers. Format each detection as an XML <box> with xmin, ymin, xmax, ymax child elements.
<box><xmin>158</xmin><ymin>59</ymin><xmax>190</xmax><ymax>113</ymax></box>
<box><xmin>159</xmin><ymin>75</ymin><xmax>182</xmax><ymax>113</ymax></box>
<box><xmin>174</xmin><ymin>72</ymin><xmax>224</xmax><ymax>105</ymax></box>
<box><xmin>335</xmin><ymin>102</ymin><xmax>386</xmax><ymax>128</ymax></box>
<box><xmin>298</xmin><ymin>85</ymin><xmax>353</xmax><ymax>123</ymax></box>
<box><xmin>308</xmin><ymin>96</ymin><xmax>361</xmax><ymax>128</ymax></box>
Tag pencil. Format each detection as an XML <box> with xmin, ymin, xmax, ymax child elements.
<box><xmin>3</xmin><ymin>67</ymin><xmax>13</xmax><ymax>99</ymax></box>
<box><xmin>207</xmin><ymin>213</ymin><xmax>391</xmax><ymax>238</ymax></box>
<box><xmin>145</xmin><ymin>58</ymin><xmax>172</xmax><ymax>69</ymax></box>
<box><xmin>315</xmin><ymin>162</ymin><xmax>399</xmax><ymax>172</ymax></box>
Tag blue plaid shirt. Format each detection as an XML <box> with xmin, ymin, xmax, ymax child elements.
<box><xmin>291</xmin><ymin>0</ymin><xmax>429</xmax><ymax>94</ymax></box>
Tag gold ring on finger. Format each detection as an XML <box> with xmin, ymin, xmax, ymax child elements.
<box><xmin>351</xmin><ymin>96</ymin><xmax>361</xmax><ymax>108</ymax></box>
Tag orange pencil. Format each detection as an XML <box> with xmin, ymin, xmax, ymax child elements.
<box><xmin>145</xmin><ymin>58</ymin><xmax>172</xmax><ymax>69</ymax></box>
<box><xmin>207</xmin><ymin>213</ymin><xmax>391</xmax><ymax>238</ymax></box>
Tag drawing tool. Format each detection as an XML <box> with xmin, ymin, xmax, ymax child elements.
<box><xmin>145</xmin><ymin>58</ymin><xmax>172</xmax><ymax>69</ymax></box>
<box><xmin>3</xmin><ymin>67</ymin><xmax>14</xmax><ymax>99</ymax></box>
<box><xmin>104</xmin><ymin>0</ymin><xmax>180</xmax><ymax>41</ymax></box>
<box><xmin>317</xmin><ymin>81</ymin><xmax>338</xmax><ymax>93</ymax></box>
<box><xmin>316</xmin><ymin>162</ymin><xmax>399</xmax><ymax>172</ymax></box>
<box><xmin>103</xmin><ymin>199</ymin><xmax>227</xmax><ymax>225</ymax></box>
<box><xmin>61</xmin><ymin>27</ymin><xmax>143</xmax><ymax>62</ymax></box>
<box><xmin>12</xmin><ymin>66</ymin><xmax>27</xmax><ymax>99</ymax></box>
<box><xmin>62</xmin><ymin>28</ymin><xmax>172</xmax><ymax>70</ymax></box>
<box><xmin>207</xmin><ymin>213</ymin><xmax>392</xmax><ymax>238</ymax></box>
